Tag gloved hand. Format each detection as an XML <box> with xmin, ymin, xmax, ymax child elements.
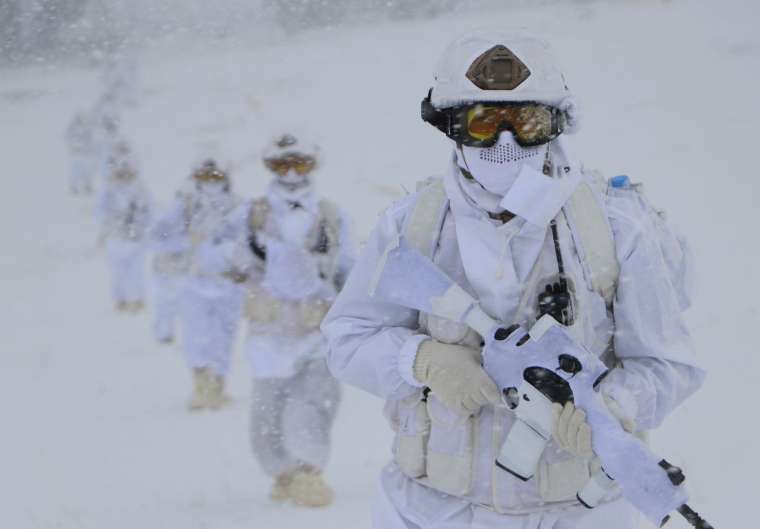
<box><xmin>413</xmin><ymin>339</ymin><xmax>502</xmax><ymax>417</ymax></box>
<box><xmin>552</xmin><ymin>394</ymin><xmax>637</xmax><ymax>458</ymax></box>
<box><xmin>552</xmin><ymin>401</ymin><xmax>593</xmax><ymax>458</ymax></box>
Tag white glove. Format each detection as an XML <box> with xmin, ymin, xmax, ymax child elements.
<box><xmin>552</xmin><ymin>394</ymin><xmax>637</xmax><ymax>458</ymax></box>
<box><xmin>413</xmin><ymin>339</ymin><xmax>502</xmax><ymax>417</ymax></box>
<box><xmin>552</xmin><ymin>401</ymin><xmax>593</xmax><ymax>458</ymax></box>
<box><xmin>229</xmin><ymin>239</ymin><xmax>255</xmax><ymax>273</ymax></box>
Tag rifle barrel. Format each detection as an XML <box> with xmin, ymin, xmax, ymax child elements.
<box><xmin>678</xmin><ymin>504</ymin><xmax>714</xmax><ymax>529</ymax></box>
<box><xmin>550</xmin><ymin>220</ymin><xmax>566</xmax><ymax>277</ymax></box>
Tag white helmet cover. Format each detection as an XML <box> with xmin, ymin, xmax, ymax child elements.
<box><xmin>262</xmin><ymin>133</ymin><xmax>319</xmax><ymax>164</ymax></box>
<box><xmin>430</xmin><ymin>31</ymin><xmax>572</xmax><ymax>109</ymax></box>
<box><xmin>262</xmin><ymin>134</ymin><xmax>320</xmax><ymax>191</ymax></box>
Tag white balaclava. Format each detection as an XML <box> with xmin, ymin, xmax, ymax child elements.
<box><xmin>454</xmin><ymin>131</ymin><xmax>547</xmax><ymax>201</ymax></box>
<box><xmin>276</xmin><ymin>169</ymin><xmax>311</xmax><ymax>192</ymax></box>
<box><xmin>197</xmin><ymin>181</ymin><xmax>229</xmax><ymax>208</ymax></box>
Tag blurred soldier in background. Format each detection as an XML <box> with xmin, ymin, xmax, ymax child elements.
<box><xmin>65</xmin><ymin>111</ymin><xmax>95</xmax><ymax>194</ymax></box>
<box><xmin>148</xmin><ymin>191</ymin><xmax>192</xmax><ymax>345</ymax></box>
<box><xmin>103</xmin><ymin>53</ymin><xmax>140</xmax><ymax>108</ymax></box>
<box><xmin>206</xmin><ymin>134</ymin><xmax>354</xmax><ymax>507</ymax></box>
<box><xmin>152</xmin><ymin>160</ymin><xmax>242</xmax><ymax>410</ymax></box>
<box><xmin>90</xmin><ymin>92</ymin><xmax>124</xmax><ymax>183</ymax></box>
<box><xmin>95</xmin><ymin>141</ymin><xmax>152</xmax><ymax>312</ymax></box>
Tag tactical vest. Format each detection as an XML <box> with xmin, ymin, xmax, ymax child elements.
<box><xmin>246</xmin><ymin>196</ymin><xmax>343</xmax><ymax>283</ymax></box>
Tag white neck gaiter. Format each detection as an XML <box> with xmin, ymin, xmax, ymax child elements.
<box><xmin>454</xmin><ymin>133</ymin><xmax>547</xmax><ymax>213</ymax></box>
<box><xmin>269</xmin><ymin>179</ymin><xmax>317</xmax><ymax>210</ymax></box>
<box><xmin>276</xmin><ymin>169</ymin><xmax>311</xmax><ymax>192</ymax></box>
<box><xmin>198</xmin><ymin>181</ymin><xmax>228</xmax><ymax>206</ymax></box>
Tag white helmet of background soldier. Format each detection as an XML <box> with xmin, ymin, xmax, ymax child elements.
<box><xmin>262</xmin><ymin>134</ymin><xmax>319</xmax><ymax>191</ymax></box>
<box><xmin>422</xmin><ymin>31</ymin><xmax>580</xmax><ymax>196</ymax></box>
<box><xmin>192</xmin><ymin>158</ymin><xmax>230</xmax><ymax>196</ymax></box>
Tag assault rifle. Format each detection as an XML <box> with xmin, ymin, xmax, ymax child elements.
<box><xmin>369</xmin><ymin>235</ymin><xmax>713</xmax><ymax>529</ymax></box>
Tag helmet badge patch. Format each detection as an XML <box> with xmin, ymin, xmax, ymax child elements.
<box><xmin>276</xmin><ymin>134</ymin><xmax>298</xmax><ymax>148</ymax></box>
<box><xmin>466</xmin><ymin>45</ymin><xmax>531</xmax><ymax>91</ymax></box>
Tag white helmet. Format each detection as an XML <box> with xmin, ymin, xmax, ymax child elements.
<box><xmin>421</xmin><ymin>31</ymin><xmax>581</xmax><ymax>147</ymax></box>
<box><xmin>262</xmin><ymin>134</ymin><xmax>319</xmax><ymax>191</ymax></box>
<box><xmin>192</xmin><ymin>158</ymin><xmax>228</xmax><ymax>182</ymax></box>
<box><xmin>262</xmin><ymin>133</ymin><xmax>319</xmax><ymax>164</ymax></box>
<box><xmin>428</xmin><ymin>30</ymin><xmax>571</xmax><ymax>109</ymax></box>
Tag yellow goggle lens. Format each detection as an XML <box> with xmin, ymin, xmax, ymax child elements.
<box><xmin>466</xmin><ymin>104</ymin><xmax>555</xmax><ymax>144</ymax></box>
<box><xmin>265</xmin><ymin>155</ymin><xmax>316</xmax><ymax>175</ymax></box>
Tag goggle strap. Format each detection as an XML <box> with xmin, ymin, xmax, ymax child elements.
<box><xmin>422</xmin><ymin>92</ymin><xmax>565</xmax><ymax>147</ymax></box>
<box><xmin>421</xmin><ymin>89</ymin><xmax>457</xmax><ymax>139</ymax></box>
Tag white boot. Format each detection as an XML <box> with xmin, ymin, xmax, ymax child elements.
<box><xmin>206</xmin><ymin>373</ymin><xmax>230</xmax><ymax>410</ymax></box>
<box><xmin>128</xmin><ymin>300</ymin><xmax>145</xmax><ymax>313</ymax></box>
<box><xmin>187</xmin><ymin>368</ymin><xmax>211</xmax><ymax>411</ymax></box>
<box><xmin>270</xmin><ymin>472</ymin><xmax>293</xmax><ymax>502</ymax></box>
<box><xmin>287</xmin><ymin>468</ymin><xmax>334</xmax><ymax>508</ymax></box>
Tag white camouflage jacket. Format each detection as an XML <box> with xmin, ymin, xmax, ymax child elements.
<box><xmin>321</xmin><ymin>160</ymin><xmax>704</xmax><ymax>514</ymax></box>
<box><xmin>205</xmin><ymin>181</ymin><xmax>355</xmax><ymax>378</ymax></box>
<box><xmin>96</xmin><ymin>179</ymin><xmax>152</xmax><ymax>242</ymax></box>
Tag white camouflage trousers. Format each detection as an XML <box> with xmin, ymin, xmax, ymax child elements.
<box><xmin>105</xmin><ymin>239</ymin><xmax>146</xmax><ymax>304</ymax></box>
<box><xmin>69</xmin><ymin>155</ymin><xmax>94</xmax><ymax>193</ymax></box>
<box><xmin>373</xmin><ymin>465</ymin><xmax>640</xmax><ymax>529</ymax></box>
<box><xmin>250</xmin><ymin>358</ymin><xmax>341</xmax><ymax>478</ymax></box>
<box><xmin>179</xmin><ymin>279</ymin><xmax>242</xmax><ymax>376</ymax></box>
<box><xmin>151</xmin><ymin>272</ymin><xmax>184</xmax><ymax>342</ymax></box>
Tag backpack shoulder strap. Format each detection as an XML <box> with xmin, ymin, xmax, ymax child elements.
<box><xmin>563</xmin><ymin>169</ymin><xmax>620</xmax><ymax>306</ymax></box>
<box><xmin>317</xmin><ymin>198</ymin><xmax>341</xmax><ymax>233</ymax></box>
<box><xmin>179</xmin><ymin>192</ymin><xmax>195</xmax><ymax>226</ymax></box>
<box><xmin>248</xmin><ymin>196</ymin><xmax>271</xmax><ymax>233</ymax></box>
<box><xmin>306</xmin><ymin>198</ymin><xmax>343</xmax><ymax>280</ymax></box>
<box><xmin>247</xmin><ymin>197</ymin><xmax>270</xmax><ymax>260</ymax></box>
<box><xmin>402</xmin><ymin>177</ymin><xmax>449</xmax><ymax>259</ymax></box>
<box><xmin>313</xmin><ymin>198</ymin><xmax>341</xmax><ymax>254</ymax></box>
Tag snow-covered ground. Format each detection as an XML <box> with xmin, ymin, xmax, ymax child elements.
<box><xmin>1</xmin><ymin>1</ymin><xmax>758</xmax><ymax>527</ymax></box>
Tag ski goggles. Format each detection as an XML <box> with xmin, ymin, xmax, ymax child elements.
<box><xmin>194</xmin><ymin>168</ymin><xmax>228</xmax><ymax>183</ymax></box>
<box><xmin>422</xmin><ymin>94</ymin><xmax>565</xmax><ymax>147</ymax></box>
<box><xmin>264</xmin><ymin>154</ymin><xmax>316</xmax><ymax>175</ymax></box>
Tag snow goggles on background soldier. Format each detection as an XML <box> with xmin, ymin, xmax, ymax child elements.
<box><xmin>264</xmin><ymin>154</ymin><xmax>317</xmax><ymax>175</ymax></box>
<box><xmin>421</xmin><ymin>92</ymin><xmax>566</xmax><ymax>147</ymax></box>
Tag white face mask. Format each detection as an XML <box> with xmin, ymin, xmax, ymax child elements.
<box><xmin>455</xmin><ymin>132</ymin><xmax>547</xmax><ymax>196</ymax></box>
<box><xmin>276</xmin><ymin>169</ymin><xmax>310</xmax><ymax>191</ymax></box>
<box><xmin>199</xmin><ymin>181</ymin><xmax>227</xmax><ymax>198</ymax></box>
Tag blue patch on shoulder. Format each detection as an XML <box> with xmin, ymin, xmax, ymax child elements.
<box><xmin>609</xmin><ymin>175</ymin><xmax>631</xmax><ymax>188</ymax></box>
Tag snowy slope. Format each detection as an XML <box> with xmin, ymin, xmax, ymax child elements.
<box><xmin>1</xmin><ymin>1</ymin><xmax>758</xmax><ymax>527</ymax></box>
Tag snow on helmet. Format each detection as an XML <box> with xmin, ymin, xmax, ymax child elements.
<box><xmin>428</xmin><ymin>31</ymin><xmax>572</xmax><ymax>109</ymax></box>
<box><xmin>262</xmin><ymin>134</ymin><xmax>319</xmax><ymax>165</ymax></box>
